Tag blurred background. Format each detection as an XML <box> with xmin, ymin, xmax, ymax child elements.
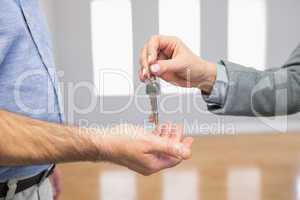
<box><xmin>38</xmin><ymin>0</ymin><xmax>300</xmax><ymax>199</ymax></box>
<box><xmin>39</xmin><ymin>0</ymin><xmax>300</xmax><ymax>134</ymax></box>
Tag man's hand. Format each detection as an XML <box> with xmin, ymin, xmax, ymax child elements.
<box><xmin>139</xmin><ymin>35</ymin><xmax>217</xmax><ymax>94</ymax></box>
<box><xmin>98</xmin><ymin>123</ymin><xmax>193</xmax><ymax>176</ymax></box>
<box><xmin>0</xmin><ymin>110</ymin><xmax>192</xmax><ymax>176</ymax></box>
<box><xmin>49</xmin><ymin>168</ymin><xmax>62</xmax><ymax>200</ymax></box>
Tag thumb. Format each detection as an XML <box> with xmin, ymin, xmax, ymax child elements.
<box><xmin>149</xmin><ymin>136</ymin><xmax>191</xmax><ymax>160</ymax></box>
<box><xmin>181</xmin><ymin>137</ymin><xmax>194</xmax><ymax>159</ymax></box>
<box><xmin>150</xmin><ymin>59</ymin><xmax>179</xmax><ymax>76</ymax></box>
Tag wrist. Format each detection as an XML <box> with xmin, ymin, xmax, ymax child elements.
<box><xmin>73</xmin><ymin>127</ymin><xmax>114</xmax><ymax>162</ymax></box>
<box><xmin>89</xmin><ymin>126</ymin><xmax>131</xmax><ymax>164</ymax></box>
<box><xmin>196</xmin><ymin>60</ymin><xmax>217</xmax><ymax>94</ymax></box>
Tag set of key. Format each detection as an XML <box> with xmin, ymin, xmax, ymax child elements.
<box><xmin>145</xmin><ymin>77</ymin><xmax>161</xmax><ymax>126</ymax></box>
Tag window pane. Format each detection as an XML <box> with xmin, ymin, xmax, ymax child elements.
<box><xmin>297</xmin><ymin>176</ymin><xmax>300</xmax><ymax>200</ymax></box>
<box><xmin>100</xmin><ymin>171</ymin><xmax>137</xmax><ymax>200</ymax></box>
<box><xmin>91</xmin><ymin>0</ymin><xmax>134</xmax><ymax>96</ymax></box>
<box><xmin>228</xmin><ymin>168</ymin><xmax>261</xmax><ymax>200</ymax></box>
<box><xmin>228</xmin><ymin>0</ymin><xmax>267</xmax><ymax>70</ymax></box>
<box><xmin>159</xmin><ymin>0</ymin><xmax>201</xmax><ymax>94</ymax></box>
<box><xmin>162</xmin><ymin>170</ymin><xmax>199</xmax><ymax>200</ymax></box>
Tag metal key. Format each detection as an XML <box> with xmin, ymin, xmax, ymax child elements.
<box><xmin>146</xmin><ymin>77</ymin><xmax>161</xmax><ymax>125</ymax></box>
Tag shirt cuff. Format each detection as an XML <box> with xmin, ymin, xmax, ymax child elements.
<box><xmin>202</xmin><ymin>63</ymin><xmax>229</xmax><ymax>107</ymax></box>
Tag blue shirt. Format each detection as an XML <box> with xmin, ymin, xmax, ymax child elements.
<box><xmin>0</xmin><ymin>0</ymin><xmax>63</xmax><ymax>181</ymax></box>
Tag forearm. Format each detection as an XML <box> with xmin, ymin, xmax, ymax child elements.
<box><xmin>0</xmin><ymin>110</ymin><xmax>105</xmax><ymax>165</ymax></box>
<box><xmin>209</xmin><ymin>61</ymin><xmax>300</xmax><ymax>116</ymax></box>
<box><xmin>203</xmin><ymin>43</ymin><xmax>300</xmax><ymax>116</ymax></box>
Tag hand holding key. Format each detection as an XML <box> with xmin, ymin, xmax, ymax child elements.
<box><xmin>139</xmin><ymin>35</ymin><xmax>217</xmax><ymax>94</ymax></box>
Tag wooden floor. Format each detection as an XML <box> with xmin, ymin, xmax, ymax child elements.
<box><xmin>58</xmin><ymin>133</ymin><xmax>300</xmax><ymax>200</ymax></box>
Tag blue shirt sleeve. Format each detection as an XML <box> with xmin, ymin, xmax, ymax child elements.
<box><xmin>202</xmin><ymin>63</ymin><xmax>229</xmax><ymax>108</ymax></box>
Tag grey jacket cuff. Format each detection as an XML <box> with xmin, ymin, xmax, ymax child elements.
<box><xmin>202</xmin><ymin>63</ymin><xmax>229</xmax><ymax>108</ymax></box>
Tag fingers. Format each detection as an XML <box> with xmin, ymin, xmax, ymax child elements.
<box><xmin>150</xmin><ymin>60</ymin><xmax>176</xmax><ymax>76</ymax></box>
<box><xmin>148</xmin><ymin>114</ymin><xmax>155</xmax><ymax>124</ymax></box>
<box><xmin>182</xmin><ymin>137</ymin><xmax>194</xmax><ymax>147</ymax></box>
<box><xmin>139</xmin><ymin>35</ymin><xmax>180</xmax><ymax>81</ymax></box>
<box><xmin>147</xmin><ymin>35</ymin><xmax>160</xmax><ymax>64</ymax></box>
<box><xmin>149</xmin><ymin>35</ymin><xmax>180</xmax><ymax>56</ymax></box>
<box><xmin>130</xmin><ymin>123</ymin><xmax>192</xmax><ymax>176</ymax></box>
<box><xmin>153</xmin><ymin>154</ymin><xmax>181</xmax><ymax>171</ymax></box>
<box><xmin>139</xmin><ymin>45</ymin><xmax>150</xmax><ymax>81</ymax></box>
<box><xmin>140</xmin><ymin>123</ymin><xmax>192</xmax><ymax>176</ymax></box>
<box><xmin>158</xmin><ymin>123</ymin><xmax>183</xmax><ymax>141</ymax></box>
<box><xmin>139</xmin><ymin>35</ymin><xmax>160</xmax><ymax>81</ymax></box>
<box><xmin>147</xmin><ymin>134</ymin><xmax>191</xmax><ymax>160</ymax></box>
<box><xmin>181</xmin><ymin>137</ymin><xmax>194</xmax><ymax>159</ymax></box>
<box><xmin>171</xmin><ymin>124</ymin><xmax>184</xmax><ymax>142</ymax></box>
<box><xmin>159</xmin><ymin>123</ymin><xmax>170</xmax><ymax>138</ymax></box>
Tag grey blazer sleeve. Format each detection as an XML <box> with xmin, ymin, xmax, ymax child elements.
<box><xmin>209</xmin><ymin>43</ymin><xmax>300</xmax><ymax>116</ymax></box>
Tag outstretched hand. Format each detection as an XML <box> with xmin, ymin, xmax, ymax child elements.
<box><xmin>101</xmin><ymin>123</ymin><xmax>193</xmax><ymax>176</ymax></box>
